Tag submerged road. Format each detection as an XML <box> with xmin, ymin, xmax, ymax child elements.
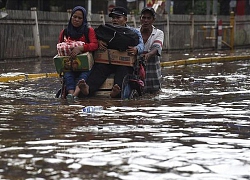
<box><xmin>1</xmin><ymin>49</ymin><xmax>250</xmax><ymax>82</ymax></box>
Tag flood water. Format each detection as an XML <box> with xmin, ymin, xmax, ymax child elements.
<box><xmin>0</xmin><ymin>57</ymin><xmax>250</xmax><ymax>179</ymax></box>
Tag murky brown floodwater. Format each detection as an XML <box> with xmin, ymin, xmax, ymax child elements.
<box><xmin>0</xmin><ymin>56</ymin><xmax>250</xmax><ymax>180</ymax></box>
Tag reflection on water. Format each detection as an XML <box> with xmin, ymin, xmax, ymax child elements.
<box><xmin>0</xmin><ymin>60</ymin><xmax>250</xmax><ymax>179</ymax></box>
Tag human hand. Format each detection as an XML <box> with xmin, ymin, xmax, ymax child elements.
<box><xmin>127</xmin><ymin>46</ymin><xmax>138</xmax><ymax>56</ymax></box>
<box><xmin>98</xmin><ymin>40</ymin><xmax>107</xmax><ymax>50</ymax></box>
<box><xmin>70</xmin><ymin>46</ymin><xmax>83</xmax><ymax>59</ymax></box>
<box><xmin>143</xmin><ymin>53</ymin><xmax>151</xmax><ymax>61</ymax></box>
<box><xmin>143</xmin><ymin>49</ymin><xmax>157</xmax><ymax>61</ymax></box>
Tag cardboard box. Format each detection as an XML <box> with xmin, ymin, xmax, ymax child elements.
<box><xmin>99</xmin><ymin>76</ymin><xmax>114</xmax><ymax>90</ymax></box>
<box><xmin>53</xmin><ymin>52</ymin><xmax>94</xmax><ymax>74</ymax></box>
<box><xmin>94</xmin><ymin>49</ymin><xmax>136</xmax><ymax>67</ymax></box>
<box><xmin>96</xmin><ymin>76</ymin><xmax>114</xmax><ymax>97</ymax></box>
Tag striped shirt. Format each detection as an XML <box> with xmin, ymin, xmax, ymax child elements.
<box><xmin>137</xmin><ymin>26</ymin><xmax>164</xmax><ymax>93</ymax></box>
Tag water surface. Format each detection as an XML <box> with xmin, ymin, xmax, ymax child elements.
<box><xmin>0</xmin><ymin>59</ymin><xmax>250</xmax><ymax>179</ymax></box>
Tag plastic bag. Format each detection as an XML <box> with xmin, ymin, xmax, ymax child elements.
<box><xmin>57</xmin><ymin>40</ymin><xmax>85</xmax><ymax>56</ymax></box>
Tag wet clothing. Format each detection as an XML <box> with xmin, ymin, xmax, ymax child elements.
<box><xmin>64</xmin><ymin>71</ymin><xmax>89</xmax><ymax>92</ymax></box>
<box><xmin>58</xmin><ymin>27</ymin><xmax>98</xmax><ymax>52</ymax></box>
<box><xmin>86</xmin><ymin>63</ymin><xmax>133</xmax><ymax>96</ymax></box>
<box><xmin>58</xmin><ymin>6</ymin><xmax>98</xmax><ymax>93</ymax></box>
<box><xmin>137</xmin><ymin>26</ymin><xmax>164</xmax><ymax>93</ymax></box>
<box><xmin>126</xmin><ymin>26</ymin><xmax>144</xmax><ymax>54</ymax></box>
<box><xmin>86</xmin><ymin>25</ymin><xmax>144</xmax><ymax>97</ymax></box>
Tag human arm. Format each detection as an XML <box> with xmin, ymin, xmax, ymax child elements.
<box><xmin>82</xmin><ymin>27</ymin><xmax>99</xmax><ymax>52</ymax></box>
<box><xmin>127</xmin><ymin>27</ymin><xmax>144</xmax><ymax>55</ymax></box>
<box><xmin>143</xmin><ymin>29</ymin><xmax>164</xmax><ymax>61</ymax></box>
<box><xmin>58</xmin><ymin>29</ymin><xmax>65</xmax><ymax>43</ymax></box>
<box><xmin>98</xmin><ymin>40</ymin><xmax>108</xmax><ymax>50</ymax></box>
<box><xmin>143</xmin><ymin>49</ymin><xmax>158</xmax><ymax>61</ymax></box>
<box><xmin>70</xmin><ymin>27</ymin><xmax>99</xmax><ymax>59</ymax></box>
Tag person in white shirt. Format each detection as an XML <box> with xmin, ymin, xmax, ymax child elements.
<box><xmin>137</xmin><ymin>7</ymin><xmax>164</xmax><ymax>94</ymax></box>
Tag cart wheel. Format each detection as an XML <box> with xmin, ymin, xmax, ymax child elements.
<box><xmin>55</xmin><ymin>89</ymin><xmax>62</xmax><ymax>98</ymax></box>
<box><xmin>129</xmin><ymin>89</ymin><xmax>139</xmax><ymax>99</ymax></box>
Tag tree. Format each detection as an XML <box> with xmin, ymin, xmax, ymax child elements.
<box><xmin>219</xmin><ymin>0</ymin><xmax>230</xmax><ymax>15</ymax></box>
<box><xmin>173</xmin><ymin>0</ymin><xmax>207</xmax><ymax>15</ymax></box>
<box><xmin>6</xmin><ymin>0</ymin><xmax>22</xmax><ymax>10</ymax></box>
<box><xmin>0</xmin><ymin>0</ymin><xmax>7</xmax><ymax>9</ymax></box>
<box><xmin>173</xmin><ymin>0</ymin><xmax>190</xmax><ymax>14</ymax></box>
<box><xmin>193</xmin><ymin>0</ymin><xmax>207</xmax><ymax>15</ymax></box>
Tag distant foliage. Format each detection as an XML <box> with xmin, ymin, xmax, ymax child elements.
<box><xmin>0</xmin><ymin>0</ymin><xmax>7</xmax><ymax>9</ymax></box>
<box><xmin>174</xmin><ymin>0</ymin><xmax>220</xmax><ymax>15</ymax></box>
<box><xmin>192</xmin><ymin>1</ymin><xmax>207</xmax><ymax>15</ymax></box>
